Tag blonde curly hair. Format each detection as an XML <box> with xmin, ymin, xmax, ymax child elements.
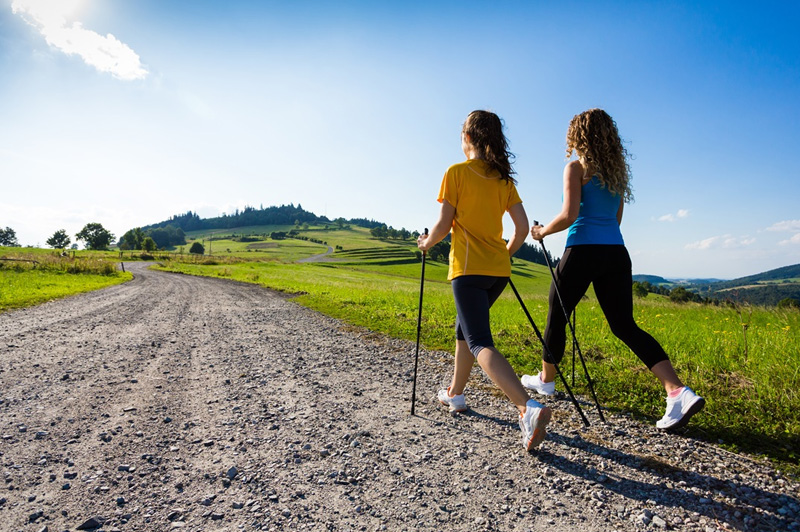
<box><xmin>566</xmin><ymin>108</ymin><xmax>633</xmax><ymax>203</ymax></box>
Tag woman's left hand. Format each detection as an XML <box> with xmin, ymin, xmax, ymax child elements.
<box><xmin>530</xmin><ymin>224</ymin><xmax>545</xmax><ymax>242</ymax></box>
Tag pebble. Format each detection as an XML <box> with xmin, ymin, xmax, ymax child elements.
<box><xmin>76</xmin><ymin>516</ymin><xmax>105</xmax><ymax>530</ymax></box>
<box><xmin>652</xmin><ymin>515</ymin><xmax>667</xmax><ymax>528</ymax></box>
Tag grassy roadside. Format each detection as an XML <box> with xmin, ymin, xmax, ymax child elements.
<box><xmin>0</xmin><ymin>247</ymin><xmax>132</xmax><ymax>312</ymax></box>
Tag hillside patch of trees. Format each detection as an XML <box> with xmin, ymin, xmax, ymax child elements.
<box><xmin>145</xmin><ymin>204</ymin><xmax>324</xmax><ymax>233</ymax></box>
<box><xmin>513</xmin><ymin>242</ymin><xmax>559</xmax><ymax>268</ymax></box>
<box><xmin>119</xmin><ymin>225</ymin><xmax>186</xmax><ymax>250</ymax></box>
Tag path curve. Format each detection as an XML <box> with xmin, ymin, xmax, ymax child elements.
<box><xmin>0</xmin><ymin>263</ymin><xmax>797</xmax><ymax>531</ymax></box>
<box><xmin>296</xmin><ymin>245</ymin><xmax>336</xmax><ymax>263</ymax></box>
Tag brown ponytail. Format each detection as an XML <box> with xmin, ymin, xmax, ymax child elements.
<box><xmin>462</xmin><ymin>110</ymin><xmax>517</xmax><ymax>184</ymax></box>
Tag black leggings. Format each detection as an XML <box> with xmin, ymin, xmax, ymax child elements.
<box><xmin>452</xmin><ymin>275</ymin><xmax>509</xmax><ymax>357</ymax></box>
<box><xmin>543</xmin><ymin>245</ymin><xmax>669</xmax><ymax>369</ymax></box>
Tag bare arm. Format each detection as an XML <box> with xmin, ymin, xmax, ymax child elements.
<box><xmin>616</xmin><ymin>198</ymin><xmax>624</xmax><ymax>225</ymax></box>
<box><xmin>506</xmin><ymin>202</ymin><xmax>529</xmax><ymax>256</ymax></box>
<box><xmin>531</xmin><ymin>160</ymin><xmax>585</xmax><ymax>241</ymax></box>
<box><xmin>417</xmin><ymin>199</ymin><xmax>455</xmax><ymax>252</ymax></box>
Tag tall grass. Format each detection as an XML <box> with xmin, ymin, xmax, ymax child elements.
<box><xmin>0</xmin><ymin>249</ymin><xmax>131</xmax><ymax>311</ymax></box>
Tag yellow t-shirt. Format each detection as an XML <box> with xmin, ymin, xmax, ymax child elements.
<box><xmin>438</xmin><ymin>159</ymin><xmax>522</xmax><ymax>280</ymax></box>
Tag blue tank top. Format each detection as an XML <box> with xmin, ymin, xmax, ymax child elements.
<box><xmin>566</xmin><ymin>177</ymin><xmax>625</xmax><ymax>247</ymax></box>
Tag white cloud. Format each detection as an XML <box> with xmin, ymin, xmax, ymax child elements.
<box><xmin>12</xmin><ymin>0</ymin><xmax>147</xmax><ymax>81</ymax></box>
<box><xmin>686</xmin><ymin>235</ymin><xmax>719</xmax><ymax>250</ymax></box>
<box><xmin>779</xmin><ymin>233</ymin><xmax>800</xmax><ymax>246</ymax></box>
<box><xmin>686</xmin><ymin>234</ymin><xmax>755</xmax><ymax>250</ymax></box>
<box><xmin>767</xmin><ymin>220</ymin><xmax>800</xmax><ymax>232</ymax></box>
<box><xmin>657</xmin><ymin>209</ymin><xmax>689</xmax><ymax>222</ymax></box>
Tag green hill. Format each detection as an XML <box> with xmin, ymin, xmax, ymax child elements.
<box><xmin>694</xmin><ymin>263</ymin><xmax>800</xmax><ymax>306</ymax></box>
<box><xmin>632</xmin><ymin>274</ymin><xmax>672</xmax><ymax>286</ymax></box>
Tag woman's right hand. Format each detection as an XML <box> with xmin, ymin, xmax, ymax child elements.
<box><xmin>417</xmin><ymin>233</ymin><xmax>429</xmax><ymax>252</ymax></box>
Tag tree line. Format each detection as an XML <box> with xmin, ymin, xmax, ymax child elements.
<box><xmin>513</xmin><ymin>242</ymin><xmax>559</xmax><ymax>268</ymax></box>
<box><xmin>0</xmin><ymin>224</ymin><xmax>115</xmax><ymax>251</ymax></box>
<box><xmin>145</xmin><ymin>204</ymin><xmax>323</xmax><ymax>232</ymax></box>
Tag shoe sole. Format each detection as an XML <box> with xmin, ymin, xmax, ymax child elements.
<box><xmin>660</xmin><ymin>397</ymin><xmax>706</xmax><ymax>431</ymax></box>
<box><xmin>439</xmin><ymin>399</ymin><xmax>468</xmax><ymax>413</ymax></box>
<box><xmin>526</xmin><ymin>406</ymin><xmax>552</xmax><ymax>451</ymax></box>
<box><xmin>521</xmin><ymin>377</ymin><xmax>556</xmax><ymax>396</ymax></box>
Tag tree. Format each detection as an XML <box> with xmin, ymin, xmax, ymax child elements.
<box><xmin>669</xmin><ymin>286</ymin><xmax>694</xmax><ymax>303</ymax></box>
<box><xmin>632</xmin><ymin>281</ymin><xmax>649</xmax><ymax>298</ymax></box>
<box><xmin>370</xmin><ymin>224</ymin><xmax>388</xmax><ymax>238</ymax></box>
<box><xmin>148</xmin><ymin>225</ymin><xmax>186</xmax><ymax>248</ymax></box>
<box><xmin>189</xmin><ymin>242</ymin><xmax>205</xmax><ymax>254</ymax></box>
<box><xmin>46</xmin><ymin>229</ymin><xmax>71</xmax><ymax>249</ymax></box>
<box><xmin>75</xmin><ymin>223</ymin><xmax>114</xmax><ymax>250</ymax></box>
<box><xmin>0</xmin><ymin>226</ymin><xmax>20</xmax><ymax>247</ymax></box>
<box><xmin>777</xmin><ymin>297</ymin><xmax>800</xmax><ymax>310</ymax></box>
<box><xmin>142</xmin><ymin>236</ymin><xmax>158</xmax><ymax>252</ymax></box>
<box><xmin>120</xmin><ymin>227</ymin><xmax>145</xmax><ymax>250</ymax></box>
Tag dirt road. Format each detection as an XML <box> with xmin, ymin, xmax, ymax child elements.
<box><xmin>0</xmin><ymin>263</ymin><xmax>797</xmax><ymax>531</ymax></box>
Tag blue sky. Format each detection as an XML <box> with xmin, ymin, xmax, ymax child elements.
<box><xmin>1</xmin><ymin>0</ymin><xmax>798</xmax><ymax>279</ymax></box>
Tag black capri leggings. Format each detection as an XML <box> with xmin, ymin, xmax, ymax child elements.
<box><xmin>452</xmin><ymin>275</ymin><xmax>509</xmax><ymax>357</ymax></box>
<box><xmin>543</xmin><ymin>245</ymin><xmax>669</xmax><ymax>369</ymax></box>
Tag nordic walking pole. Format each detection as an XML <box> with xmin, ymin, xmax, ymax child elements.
<box><xmin>410</xmin><ymin>228</ymin><xmax>428</xmax><ymax>416</ymax></box>
<box><xmin>508</xmin><ymin>279</ymin><xmax>590</xmax><ymax>427</ymax></box>
<box><xmin>572</xmin><ymin>310</ymin><xmax>578</xmax><ymax>386</ymax></box>
<box><xmin>535</xmin><ymin>221</ymin><xmax>606</xmax><ymax>422</ymax></box>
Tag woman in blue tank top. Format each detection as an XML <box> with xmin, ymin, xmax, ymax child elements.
<box><xmin>521</xmin><ymin>109</ymin><xmax>705</xmax><ymax>431</ymax></box>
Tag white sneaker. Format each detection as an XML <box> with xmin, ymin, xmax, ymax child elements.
<box><xmin>521</xmin><ymin>373</ymin><xmax>555</xmax><ymax>396</ymax></box>
<box><xmin>519</xmin><ymin>399</ymin><xmax>551</xmax><ymax>451</ymax></box>
<box><xmin>437</xmin><ymin>387</ymin><xmax>467</xmax><ymax>413</ymax></box>
<box><xmin>656</xmin><ymin>387</ymin><xmax>705</xmax><ymax>430</ymax></box>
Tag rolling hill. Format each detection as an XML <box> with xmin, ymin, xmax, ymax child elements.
<box><xmin>137</xmin><ymin>205</ymin><xmax>800</xmax><ymax>307</ymax></box>
<box><xmin>693</xmin><ymin>263</ymin><xmax>800</xmax><ymax>306</ymax></box>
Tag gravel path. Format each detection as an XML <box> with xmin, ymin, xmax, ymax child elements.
<box><xmin>296</xmin><ymin>246</ymin><xmax>336</xmax><ymax>263</ymax></box>
<box><xmin>0</xmin><ymin>263</ymin><xmax>797</xmax><ymax>532</ymax></box>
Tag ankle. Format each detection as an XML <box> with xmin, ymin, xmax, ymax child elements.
<box><xmin>667</xmin><ymin>386</ymin><xmax>685</xmax><ymax>398</ymax></box>
<box><xmin>448</xmin><ymin>386</ymin><xmax>464</xmax><ymax>397</ymax></box>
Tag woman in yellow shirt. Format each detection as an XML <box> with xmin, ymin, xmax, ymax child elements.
<box><xmin>417</xmin><ymin>110</ymin><xmax>551</xmax><ymax>451</ymax></box>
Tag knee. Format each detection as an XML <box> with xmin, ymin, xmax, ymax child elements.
<box><xmin>609</xmin><ymin>319</ymin><xmax>639</xmax><ymax>340</ymax></box>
